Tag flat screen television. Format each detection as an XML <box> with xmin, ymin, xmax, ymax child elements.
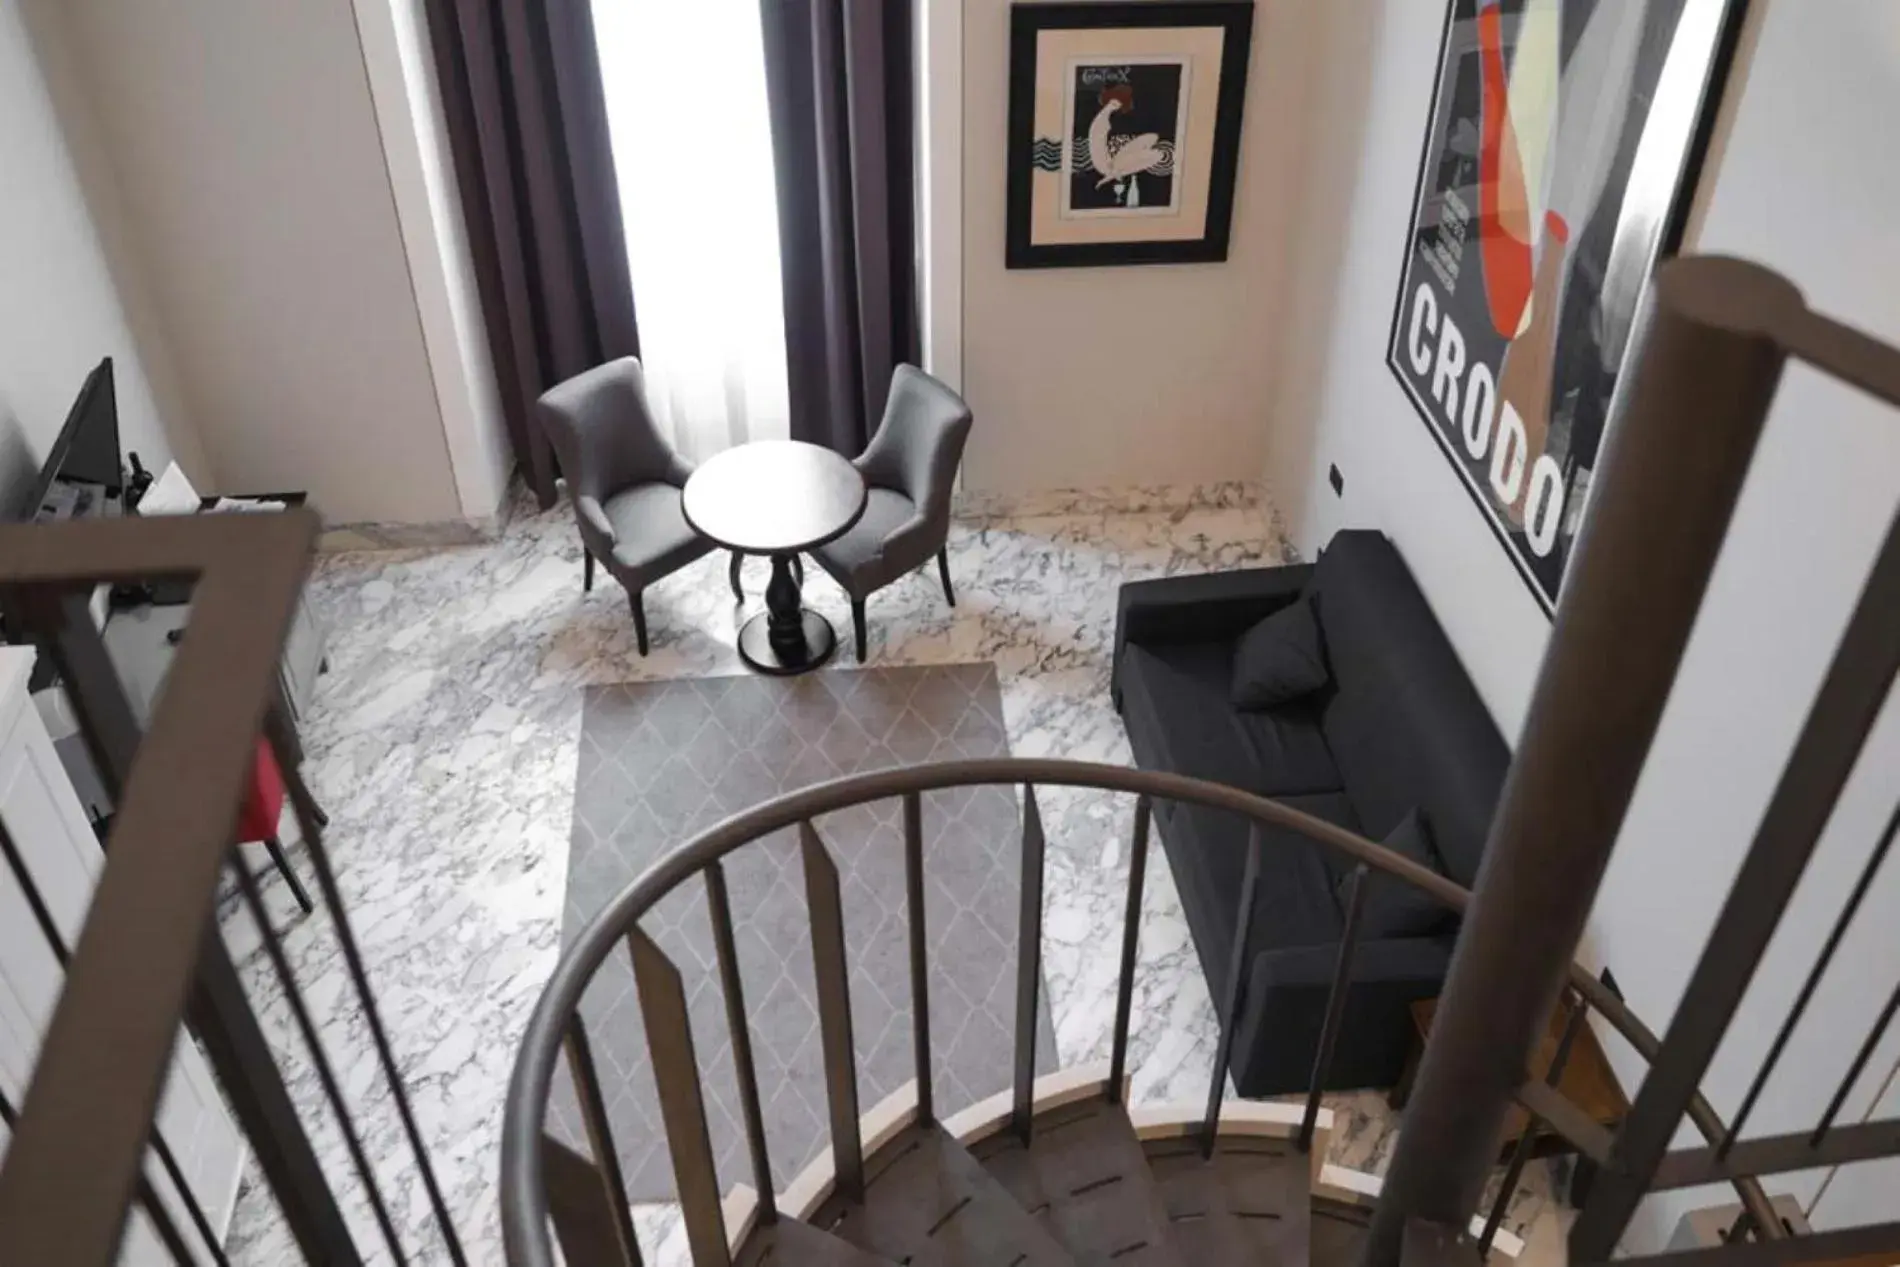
<box><xmin>21</xmin><ymin>357</ymin><xmax>122</xmax><ymax>523</ymax></box>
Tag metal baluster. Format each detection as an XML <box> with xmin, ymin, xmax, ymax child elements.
<box><xmin>1204</xmin><ymin>826</ymin><xmax>1264</xmax><ymax>1159</ymax></box>
<box><xmin>628</xmin><ymin>928</ymin><xmax>730</xmax><ymax>1267</ymax></box>
<box><xmin>903</xmin><ymin>791</ymin><xmax>933</xmax><ymax>1122</ymax></box>
<box><xmin>230</xmin><ymin>860</ymin><xmax>408</xmax><ymax>1263</ymax></box>
<box><xmin>559</xmin><ymin>1016</ymin><xmax>644</xmax><ymax>1266</ymax></box>
<box><xmin>704</xmin><ymin>861</ymin><xmax>776</xmax><ymax>1222</ymax></box>
<box><xmin>1107</xmin><ymin>796</ymin><xmax>1151</xmax><ymax>1104</ymax></box>
<box><xmin>1012</xmin><ymin>785</ymin><xmax>1047</xmax><ymax>1143</ymax></box>
<box><xmin>800</xmin><ymin>821</ymin><xmax>864</xmax><ymax>1201</ymax></box>
<box><xmin>1811</xmin><ymin>976</ymin><xmax>1900</xmax><ymax>1146</ymax></box>
<box><xmin>1301</xmin><ymin>862</ymin><xmax>1369</xmax><ymax>1152</ymax></box>
<box><xmin>1724</xmin><ymin>799</ymin><xmax>1899</xmax><ymax>1155</ymax></box>
<box><xmin>542</xmin><ymin>1135</ymin><xmax>642</xmax><ymax>1267</ymax></box>
<box><xmin>1575</xmin><ymin>505</ymin><xmax>1900</xmax><ymax>1260</ymax></box>
<box><xmin>1480</xmin><ymin>992</ymin><xmax>1592</xmax><ymax>1258</ymax></box>
<box><xmin>8</xmin><ymin>584</ymin><xmax>356</xmax><ymax>1265</ymax></box>
<box><xmin>0</xmin><ymin>818</ymin><xmax>231</xmax><ymax>1266</ymax></box>
<box><xmin>268</xmin><ymin>721</ymin><xmax>469</xmax><ymax>1265</ymax></box>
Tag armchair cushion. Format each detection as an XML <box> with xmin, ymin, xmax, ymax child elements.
<box><xmin>809</xmin><ymin>488</ymin><xmax>919</xmax><ymax>596</ymax></box>
<box><xmin>604</xmin><ymin>483</ymin><xmax>707</xmax><ymax>578</ymax></box>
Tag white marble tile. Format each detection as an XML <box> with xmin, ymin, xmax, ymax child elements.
<box><xmin>216</xmin><ymin>481</ymin><xmax>1552</xmax><ymax>1265</ymax></box>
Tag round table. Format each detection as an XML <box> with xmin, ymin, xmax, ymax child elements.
<box><xmin>683</xmin><ymin>440</ymin><xmax>867</xmax><ymax>675</ymax></box>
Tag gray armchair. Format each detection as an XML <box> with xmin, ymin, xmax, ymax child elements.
<box><xmin>808</xmin><ymin>364</ymin><xmax>973</xmax><ymax>662</ymax></box>
<box><xmin>536</xmin><ymin>358</ymin><xmax>714</xmax><ymax>654</ymax></box>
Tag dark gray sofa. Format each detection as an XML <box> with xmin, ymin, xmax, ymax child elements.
<box><xmin>1111</xmin><ymin>530</ymin><xmax>1508</xmax><ymax>1096</ymax></box>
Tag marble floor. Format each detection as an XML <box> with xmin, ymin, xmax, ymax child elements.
<box><xmin>216</xmin><ymin>483</ymin><xmax>1558</xmax><ymax>1265</ymax></box>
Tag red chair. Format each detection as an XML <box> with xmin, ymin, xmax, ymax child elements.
<box><xmin>237</xmin><ymin>739</ymin><xmax>313</xmax><ymax>915</ymax></box>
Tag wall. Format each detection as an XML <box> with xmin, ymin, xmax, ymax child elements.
<box><xmin>354</xmin><ymin>0</ymin><xmax>513</xmax><ymax>522</ymax></box>
<box><xmin>1265</xmin><ymin>0</ymin><xmax>1900</xmax><ymax>1246</ymax></box>
<box><xmin>0</xmin><ymin>0</ymin><xmax>200</xmax><ymax>515</ymax></box>
<box><xmin>957</xmin><ymin>0</ymin><xmax>1322</xmax><ymax>494</ymax></box>
<box><xmin>29</xmin><ymin>0</ymin><xmax>464</xmax><ymax>527</ymax></box>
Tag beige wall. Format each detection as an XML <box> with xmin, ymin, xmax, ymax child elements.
<box><xmin>355</xmin><ymin>0</ymin><xmax>513</xmax><ymax>522</ymax></box>
<box><xmin>30</xmin><ymin>0</ymin><xmax>463</xmax><ymax>526</ymax></box>
<box><xmin>958</xmin><ymin>0</ymin><xmax>1323</xmax><ymax>494</ymax></box>
<box><xmin>1264</xmin><ymin>0</ymin><xmax>1900</xmax><ymax>1245</ymax></box>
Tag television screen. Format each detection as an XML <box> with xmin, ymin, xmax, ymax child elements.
<box><xmin>23</xmin><ymin>358</ymin><xmax>121</xmax><ymax>523</ymax></box>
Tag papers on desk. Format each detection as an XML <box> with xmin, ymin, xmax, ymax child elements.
<box><xmin>139</xmin><ymin>462</ymin><xmax>201</xmax><ymax>515</ymax></box>
<box><xmin>136</xmin><ymin>462</ymin><xmax>288</xmax><ymax>514</ymax></box>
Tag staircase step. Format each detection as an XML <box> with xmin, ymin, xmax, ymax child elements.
<box><xmin>1144</xmin><ymin>1133</ymin><xmax>1313</xmax><ymax>1267</ymax></box>
<box><xmin>811</xmin><ymin>1120</ymin><xmax>1076</xmax><ymax>1266</ymax></box>
<box><xmin>1401</xmin><ymin>1217</ymin><xmax>1486</xmax><ymax>1267</ymax></box>
<box><xmin>967</xmin><ymin>1096</ymin><xmax>1182</xmax><ymax>1267</ymax></box>
<box><xmin>1310</xmin><ymin>1204</ymin><xmax>1372</xmax><ymax>1267</ymax></box>
<box><xmin>734</xmin><ymin>1215</ymin><xmax>903</xmax><ymax>1267</ymax></box>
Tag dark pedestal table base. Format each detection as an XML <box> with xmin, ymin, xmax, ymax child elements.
<box><xmin>737</xmin><ymin>552</ymin><xmax>835</xmax><ymax>676</ymax></box>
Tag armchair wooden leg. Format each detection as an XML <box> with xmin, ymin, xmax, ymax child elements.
<box><xmin>851</xmin><ymin>598</ymin><xmax>868</xmax><ymax>664</ymax></box>
<box><xmin>261</xmin><ymin>835</ymin><xmax>315</xmax><ymax>916</ymax></box>
<box><xmin>583</xmin><ymin>541</ymin><xmax>595</xmax><ymax>593</ymax></box>
<box><xmin>936</xmin><ymin>547</ymin><xmax>955</xmax><ymax>607</ymax></box>
<box><xmin>629</xmin><ymin>590</ymin><xmax>649</xmax><ymax>656</ymax></box>
<box><xmin>728</xmin><ymin>552</ymin><xmax>744</xmax><ymax>602</ymax></box>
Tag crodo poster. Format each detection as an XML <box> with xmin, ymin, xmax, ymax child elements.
<box><xmin>1387</xmin><ymin>0</ymin><xmax>1742</xmax><ymax>612</ymax></box>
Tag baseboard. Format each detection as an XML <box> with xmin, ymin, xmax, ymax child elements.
<box><xmin>951</xmin><ymin>480</ymin><xmax>1267</xmax><ymax>522</ymax></box>
<box><xmin>316</xmin><ymin>516</ymin><xmax>504</xmax><ymax>552</ymax></box>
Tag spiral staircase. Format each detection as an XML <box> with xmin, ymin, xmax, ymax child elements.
<box><xmin>1</xmin><ymin>260</ymin><xmax>1898</xmax><ymax>1267</ymax></box>
<box><xmin>516</xmin><ymin>765</ymin><xmax>1526</xmax><ymax>1267</ymax></box>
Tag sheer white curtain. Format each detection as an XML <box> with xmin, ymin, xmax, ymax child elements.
<box><xmin>591</xmin><ymin>0</ymin><xmax>790</xmax><ymax>462</ymax></box>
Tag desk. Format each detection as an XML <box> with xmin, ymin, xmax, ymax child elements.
<box><xmin>1390</xmin><ymin>996</ymin><xmax>1629</xmax><ymax>1201</ymax></box>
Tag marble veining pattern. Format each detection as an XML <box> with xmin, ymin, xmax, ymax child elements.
<box><xmin>216</xmin><ymin>483</ymin><xmax>1555</xmax><ymax>1265</ymax></box>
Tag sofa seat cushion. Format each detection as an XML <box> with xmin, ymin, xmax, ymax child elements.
<box><xmin>1118</xmin><ymin>640</ymin><xmax>1342</xmax><ymax>798</ymax></box>
<box><xmin>1162</xmin><ymin>790</ymin><xmax>1361</xmax><ymax>1000</ymax></box>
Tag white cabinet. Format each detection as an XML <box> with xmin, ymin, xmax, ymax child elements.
<box><xmin>0</xmin><ymin>648</ymin><xmax>245</xmax><ymax>1263</ymax></box>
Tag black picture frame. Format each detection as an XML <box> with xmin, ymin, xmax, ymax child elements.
<box><xmin>1383</xmin><ymin>0</ymin><xmax>1748</xmax><ymax>614</ymax></box>
<box><xmin>1005</xmin><ymin>2</ymin><xmax>1254</xmax><ymax>269</ymax></box>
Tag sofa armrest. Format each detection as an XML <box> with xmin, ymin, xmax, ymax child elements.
<box><xmin>1112</xmin><ymin>564</ymin><xmax>1314</xmax><ymax>709</ymax></box>
<box><xmin>1226</xmin><ymin>934</ymin><xmax>1454</xmax><ymax>1097</ymax></box>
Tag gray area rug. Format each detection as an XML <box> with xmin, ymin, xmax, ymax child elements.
<box><xmin>552</xmin><ymin>664</ymin><xmax>1057</xmax><ymax>1200</ymax></box>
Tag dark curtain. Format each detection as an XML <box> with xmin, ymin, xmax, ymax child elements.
<box><xmin>423</xmin><ymin>0</ymin><xmax>639</xmax><ymax>509</ymax></box>
<box><xmin>760</xmin><ymin>0</ymin><xmax>921</xmax><ymax>456</ymax></box>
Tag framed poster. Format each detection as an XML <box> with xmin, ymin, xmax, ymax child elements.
<box><xmin>1006</xmin><ymin>2</ymin><xmax>1253</xmax><ymax>269</ymax></box>
<box><xmin>1386</xmin><ymin>0</ymin><xmax>1747</xmax><ymax>612</ymax></box>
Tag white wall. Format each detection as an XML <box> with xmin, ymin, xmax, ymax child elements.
<box><xmin>1266</xmin><ymin>0</ymin><xmax>1900</xmax><ymax>1245</ymax></box>
<box><xmin>957</xmin><ymin>0</ymin><xmax>1324</xmax><ymax>494</ymax></box>
<box><xmin>30</xmin><ymin>0</ymin><xmax>464</xmax><ymax>527</ymax></box>
<box><xmin>0</xmin><ymin>0</ymin><xmax>202</xmax><ymax>514</ymax></box>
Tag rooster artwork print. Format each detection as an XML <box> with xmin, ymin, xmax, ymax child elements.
<box><xmin>1034</xmin><ymin>60</ymin><xmax>1185</xmax><ymax>216</ymax></box>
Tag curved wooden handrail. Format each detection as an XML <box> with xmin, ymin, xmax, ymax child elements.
<box><xmin>500</xmin><ymin>757</ymin><xmax>1774</xmax><ymax>1264</ymax></box>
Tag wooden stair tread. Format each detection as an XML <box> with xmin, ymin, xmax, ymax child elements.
<box><xmin>735</xmin><ymin>1215</ymin><xmax>902</xmax><ymax>1267</ymax></box>
<box><xmin>811</xmin><ymin>1120</ymin><xmax>1076</xmax><ymax>1266</ymax></box>
<box><xmin>1143</xmin><ymin>1133</ymin><xmax>1313</xmax><ymax>1267</ymax></box>
<box><xmin>1311</xmin><ymin>1205</ymin><xmax>1372</xmax><ymax>1267</ymax></box>
<box><xmin>1402</xmin><ymin>1217</ymin><xmax>1485</xmax><ymax>1267</ymax></box>
<box><xmin>967</xmin><ymin>1097</ymin><xmax>1182</xmax><ymax>1267</ymax></box>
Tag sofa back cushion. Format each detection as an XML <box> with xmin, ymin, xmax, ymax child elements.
<box><xmin>1310</xmin><ymin>531</ymin><xmax>1509</xmax><ymax>888</ymax></box>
